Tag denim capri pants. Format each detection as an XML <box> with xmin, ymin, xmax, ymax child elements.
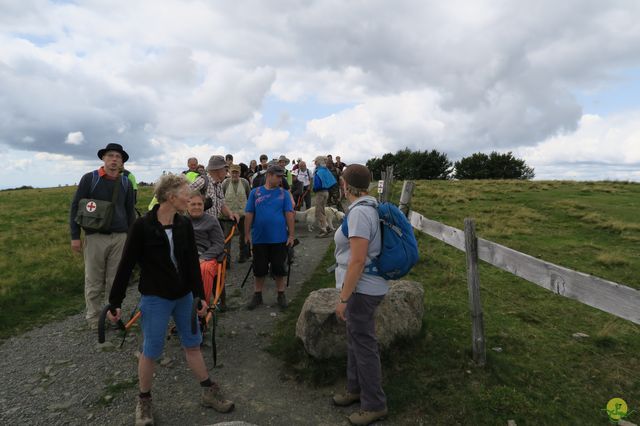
<box><xmin>139</xmin><ymin>293</ymin><xmax>202</xmax><ymax>360</ymax></box>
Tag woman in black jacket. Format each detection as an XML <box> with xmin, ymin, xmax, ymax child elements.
<box><xmin>108</xmin><ymin>174</ymin><xmax>234</xmax><ymax>426</ymax></box>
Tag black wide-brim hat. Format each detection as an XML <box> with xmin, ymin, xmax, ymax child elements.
<box><xmin>97</xmin><ymin>143</ymin><xmax>129</xmax><ymax>163</ymax></box>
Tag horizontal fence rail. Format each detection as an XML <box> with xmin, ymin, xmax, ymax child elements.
<box><xmin>409</xmin><ymin>210</ymin><xmax>640</xmax><ymax>325</ymax></box>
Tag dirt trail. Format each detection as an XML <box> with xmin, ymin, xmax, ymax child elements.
<box><xmin>0</xmin><ymin>220</ymin><xmax>377</xmax><ymax>426</ymax></box>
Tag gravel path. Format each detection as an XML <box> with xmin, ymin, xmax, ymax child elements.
<box><xmin>0</xmin><ymin>221</ymin><xmax>372</xmax><ymax>426</ymax></box>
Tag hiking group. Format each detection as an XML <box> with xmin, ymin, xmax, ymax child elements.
<box><xmin>69</xmin><ymin>142</ymin><xmax>404</xmax><ymax>425</ymax></box>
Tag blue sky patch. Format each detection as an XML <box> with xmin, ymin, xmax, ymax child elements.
<box><xmin>261</xmin><ymin>95</ymin><xmax>355</xmax><ymax>135</ymax></box>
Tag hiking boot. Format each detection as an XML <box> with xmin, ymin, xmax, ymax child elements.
<box><xmin>315</xmin><ymin>230</ymin><xmax>329</xmax><ymax>238</ymax></box>
<box><xmin>246</xmin><ymin>292</ymin><xmax>263</xmax><ymax>310</ymax></box>
<box><xmin>348</xmin><ymin>408</ymin><xmax>388</xmax><ymax>425</ymax></box>
<box><xmin>135</xmin><ymin>397</ymin><xmax>154</xmax><ymax>426</ymax></box>
<box><xmin>277</xmin><ymin>292</ymin><xmax>288</xmax><ymax>310</ymax></box>
<box><xmin>332</xmin><ymin>391</ymin><xmax>360</xmax><ymax>406</ymax></box>
<box><xmin>201</xmin><ymin>382</ymin><xmax>235</xmax><ymax>413</ymax></box>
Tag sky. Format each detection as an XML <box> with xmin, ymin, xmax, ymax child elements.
<box><xmin>1</xmin><ymin>0</ymin><xmax>640</xmax><ymax>189</ymax></box>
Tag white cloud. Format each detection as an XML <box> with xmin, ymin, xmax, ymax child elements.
<box><xmin>64</xmin><ymin>131</ymin><xmax>84</xmax><ymax>145</ymax></box>
<box><xmin>515</xmin><ymin>111</ymin><xmax>640</xmax><ymax>179</ymax></box>
<box><xmin>2</xmin><ymin>0</ymin><xmax>640</xmax><ymax>188</ymax></box>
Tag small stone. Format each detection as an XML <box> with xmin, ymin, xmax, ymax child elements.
<box><xmin>5</xmin><ymin>407</ymin><xmax>20</xmax><ymax>415</ymax></box>
<box><xmin>48</xmin><ymin>401</ymin><xmax>73</xmax><ymax>411</ymax></box>
<box><xmin>103</xmin><ymin>395</ymin><xmax>113</xmax><ymax>403</ymax></box>
<box><xmin>96</xmin><ymin>341</ymin><xmax>114</xmax><ymax>351</ymax></box>
<box><xmin>160</xmin><ymin>357</ymin><xmax>173</xmax><ymax>367</ymax></box>
<box><xmin>54</xmin><ymin>359</ymin><xmax>71</xmax><ymax>365</ymax></box>
<box><xmin>270</xmin><ymin>312</ymin><xmax>277</xmax><ymax>317</ymax></box>
<box><xmin>466</xmin><ymin>370</ymin><xmax>471</xmax><ymax>374</ymax></box>
<box><xmin>44</xmin><ymin>366</ymin><xmax>53</xmax><ymax>375</ymax></box>
<box><xmin>572</xmin><ymin>332</ymin><xmax>589</xmax><ymax>339</ymax></box>
<box><xmin>491</xmin><ymin>347</ymin><xmax>503</xmax><ymax>352</ymax></box>
<box><xmin>87</xmin><ymin>413</ymin><xmax>94</xmax><ymax>420</ymax></box>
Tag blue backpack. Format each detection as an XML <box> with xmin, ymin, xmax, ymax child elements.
<box><xmin>341</xmin><ymin>200</ymin><xmax>419</xmax><ymax>280</ymax></box>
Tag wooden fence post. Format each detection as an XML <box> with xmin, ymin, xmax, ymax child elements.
<box><xmin>383</xmin><ymin>165</ymin><xmax>394</xmax><ymax>202</ymax></box>
<box><xmin>399</xmin><ymin>181</ymin><xmax>415</xmax><ymax>217</ymax></box>
<box><xmin>464</xmin><ymin>218</ymin><xmax>486</xmax><ymax>366</ymax></box>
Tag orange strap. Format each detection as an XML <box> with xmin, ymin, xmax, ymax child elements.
<box><xmin>203</xmin><ymin>223</ymin><xmax>236</xmax><ymax>324</ymax></box>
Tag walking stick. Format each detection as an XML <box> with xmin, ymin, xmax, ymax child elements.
<box><xmin>240</xmin><ymin>242</ymin><xmax>253</xmax><ymax>288</ymax></box>
<box><xmin>240</xmin><ymin>263</ymin><xmax>253</xmax><ymax>288</ymax></box>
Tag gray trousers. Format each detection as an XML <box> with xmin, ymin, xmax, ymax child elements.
<box><xmin>346</xmin><ymin>292</ymin><xmax>387</xmax><ymax>411</ymax></box>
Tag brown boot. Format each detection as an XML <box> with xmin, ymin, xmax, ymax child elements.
<box><xmin>201</xmin><ymin>382</ymin><xmax>235</xmax><ymax>413</ymax></box>
<box><xmin>135</xmin><ymin>397</ymin><xmax>154</xmax><ymax>426</ymax></box>
<box><xmin>332</xmin><ymin>391</ymin><xmax>360</xmax><ymax>406</ymax></box>
<box><xmin>348</xmin><ymin>407</ymin><xmax>388</xmax><ymax>425</ymax></box>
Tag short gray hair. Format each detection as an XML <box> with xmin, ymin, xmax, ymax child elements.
<box><xmin>155</xmin><ymin>174</ymin><xmax>188</xmax><ymax>203</ymax></box>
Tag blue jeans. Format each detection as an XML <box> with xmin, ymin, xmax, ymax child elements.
<box><xmin>139</xmin><ymin>293</ymin><xmax>201</xmax><ymax>359</ymax></box>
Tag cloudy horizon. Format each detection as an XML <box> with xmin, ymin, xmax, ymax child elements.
<box><xmin>1</xmin><ymin>0</ymin><xmax>640</xmax><ymax>188</ymax></box>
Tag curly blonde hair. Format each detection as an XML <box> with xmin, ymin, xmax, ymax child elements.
<box><xmin>155</xmin><ymin>173</ymin><xmax>188</xmax><ymax>203</ymax></box>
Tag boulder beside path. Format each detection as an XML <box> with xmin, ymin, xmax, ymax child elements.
<box><xmin>295</xmin><ymin>280</ymin><xmax>425</xmax><ymax>359</ymax></box>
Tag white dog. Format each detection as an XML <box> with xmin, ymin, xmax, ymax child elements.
<box><xmin>295</xmin><ymin>207</ymin><xmax>345</xmax><ymax>232</ymax></box>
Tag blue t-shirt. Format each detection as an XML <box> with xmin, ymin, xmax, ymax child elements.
<box><xmin>245</xmin><ymin>186</ymin><xmax>293</xmax><ymax>244</ymax></box>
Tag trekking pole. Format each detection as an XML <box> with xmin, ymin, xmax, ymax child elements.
<box><xmin>97</xmin><ymin>304</ymin><xmax>125</xmax><ymax>344</ymax></box>
<box><xmin>240</xmin><ymin>263</ymin><xmax>253</xmax><ymax>288</ymax></box>
<box><xmin>240</xmin><ymin>242</ymin><xmax>253</xmax><ymax>288</ymax></box>
<box><xmin>119</xmin><ymin>304</ymin><xmax>141</xmax><ymax>348</ymax></box>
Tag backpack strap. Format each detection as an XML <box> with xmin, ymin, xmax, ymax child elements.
<box><xmin>89</xmin><ymin>170</ymin><xmax>129</xmax><ymax>195</ymax></box>
<box><xmin>89</xmin><ymin>170</ymin><xmax>100</xmax><ymax>194</ymax></box>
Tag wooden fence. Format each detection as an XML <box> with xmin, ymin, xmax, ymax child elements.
<box><xmin>391</xmin><ymin>181</ymin><xmax>640</xmax><ymax>366</ymax></box>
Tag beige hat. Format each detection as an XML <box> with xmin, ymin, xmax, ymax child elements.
<box><xmin>229</xmin><ymin>164</ymin><xmax>241</xmax><ymax>173</ymax></box>
<box><xmin>278</xmin><ymin>155</ymin><xmax>290</xmax><ymax>165</ymax></box>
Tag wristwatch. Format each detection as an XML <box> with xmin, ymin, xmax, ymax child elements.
<box><xmin>340</xmin><ymin>298</ymin><xmax>349</xmax><ymax>304</ymax></box>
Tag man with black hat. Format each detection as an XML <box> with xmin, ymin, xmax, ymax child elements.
<box><xmin>69</xmin><ymin>143</ymin><xmax>136</xmax><ymax>329</ymax></box>
<box><xmin>244</xmin><ymin>164</ymin><xmax>296</xmax><ymax>310</ymax></box>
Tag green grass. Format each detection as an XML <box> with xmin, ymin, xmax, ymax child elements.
<box><xmin>269</xmin><ymin>180</ymin><xmax>640</xmax><ymax>425</ymax></box>
<box><xmin>0</xmin><ymin>185</ymin><xmax>154</xmax><ymax>340</ymax></box>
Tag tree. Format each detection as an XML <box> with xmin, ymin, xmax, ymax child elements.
<box><xmin>367</xmin><ymin>148</ymin><xmax>453</xmax><ymax>180</ymax></box>
<box><xmin>454</xmin><ymin>151</ymin><xmax>534</xmax><ymax>180</ymax></box>
<box><xmin>454</xmin><ymin>153</ymin><xmax>491</xmax><ymax>179</ymax></box>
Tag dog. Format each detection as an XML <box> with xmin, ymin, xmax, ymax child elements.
<box><xmin>295</xmin><ymin>206</ymin><xmax>345</xmax><ymax>232</ymax></box>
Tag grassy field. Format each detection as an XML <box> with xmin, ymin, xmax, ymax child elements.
<box><xmin>269</xmin><ymin>180</ymin><xmax>640</xmax><ymax>425</ymax></box>
<box><xmin>2</xmin><ymin>180</ymin><xmax>639</xmax><ymax>424</ymax></box>
<box><xmin>0</xmin><ymin>185</ymin><xmax>154</xmax><ymax>340</ymax></box>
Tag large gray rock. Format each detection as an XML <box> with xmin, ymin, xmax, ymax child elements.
<box><xmin>295</xmin><ymin>280</ymin><xmax>424</xmax><ymax>359</ymax></box>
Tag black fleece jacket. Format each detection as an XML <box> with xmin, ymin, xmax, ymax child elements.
<box><xmin>109</xmin><ymin>205</ymin><xmax>205</xmax><ymax>309</ymax></box>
